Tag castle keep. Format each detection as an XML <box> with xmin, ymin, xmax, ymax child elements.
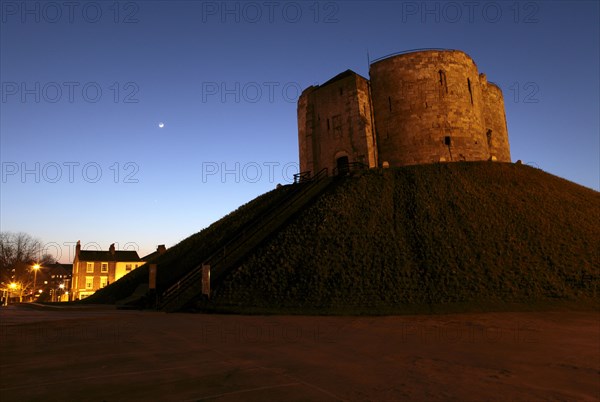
<box><xmin>297</xmin><ymin>49</ymin><xmax>511</xmax><ymax>174</ymax></box>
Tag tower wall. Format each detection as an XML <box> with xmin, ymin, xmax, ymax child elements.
<box><xmin>297</xmin><ymin>71</ymin><xmax>377</xmax><ymax>175</ymax></box>
<box><xmin>297</xmin><ymin>86</ymin><xmax>316</xmax><ymax>174</ymax></box>
<box><xmin>370</xmin><ymin>50</ymin><xmax>490</xmax><ymax>166</ymax></box>
<box><xmin>297</xmin><ymin>49</ymin><xmax>511</xmax><ymax>175</ymax></box>
<box><xmin>480</xmin><ymin>76</ymin><xmax>511</xmax><ymax>162</ymax></box>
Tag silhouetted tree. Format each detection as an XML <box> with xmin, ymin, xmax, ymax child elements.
<box><xmin>0</xmin><ymin>232</ymin><xmax>55</xmax><ymax>301</ymax></box>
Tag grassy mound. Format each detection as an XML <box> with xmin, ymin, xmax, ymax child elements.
<box><xmin>85</xmin><ymin>184</ymin><xmax>295</xmax><ymax>304</ymax></box>
<box><xmin>210</xmin><ymin>162</ymin><xmax>599</xmax><ymax>313</ymax></box>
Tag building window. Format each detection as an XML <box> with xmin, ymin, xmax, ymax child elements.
<box><xmin>100</xmin><ymin>276</ymin><xmax>108</xmax><ymax>288</ymax></box>
<box><xmin>126</xmin><ymin>264</ymin><xmax>132</xmax><ymax>272</ymax></box>
<box><xmin>101</xmin><ymin>263</ymin><xmax>108</xmax><ymax>273</ymax></box>
<box><xmin>86</xmin><ymin>262</ymin><xmax>94</xmax><ymax>273</ymax></box>
<box><xmin>85</xmin><ymin>277</ymin><xmax>94</xmax><ymax>289</ymax></box>
<box><xmin>444</xmin><ymin>136</ymin><xmax>452</xmax><ymax>146</ymax></box>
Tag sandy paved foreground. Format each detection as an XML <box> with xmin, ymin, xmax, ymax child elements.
<box><xmin>0</xmin><ymin>306</ymin><xmax>598</xmax><ymax>402</ymax></box>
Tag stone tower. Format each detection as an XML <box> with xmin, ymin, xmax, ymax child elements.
<box><xmin>297</xmin><ymin>70</ymin><xmax>378</xmax><ymax>175</ymax></box>
<box><xmin>297</xmin><ymin>49</ymin><xmax>511</xmax><ymax>174</ymax></box>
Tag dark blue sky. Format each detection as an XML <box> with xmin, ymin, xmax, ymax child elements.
<box><xmin>1</xmin><ymin>0</ymin><xmax>598</xmax><ymax>262</ymax></box>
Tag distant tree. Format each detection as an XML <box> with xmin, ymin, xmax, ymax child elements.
<box><xmin>0</xmin><ymin>232</ymin><xmax>56</xmax><ymax>301</ymax></box>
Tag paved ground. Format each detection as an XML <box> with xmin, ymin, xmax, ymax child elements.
<box><xmin>0</xmin><ymin>305</ymin><xmax>598</xmax><ymax>401</ymax></box>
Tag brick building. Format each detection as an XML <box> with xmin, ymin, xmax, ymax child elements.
<box><xmin>44</xmin><ymin>262</ymin><xmax>73</xmax><ymax>301</ymax></box>
<box><xmin>71</xmin><ymin>241</ymin><xmax>143</xmax><ymax>300</ymax></box>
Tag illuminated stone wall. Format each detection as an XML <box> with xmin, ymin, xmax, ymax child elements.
<box><xmin>480</xmin><ymin>74</ymin><xmax>511</xmax><ymax>162</ymax></box>
<box><xmin>298</xmin><ymin>49</ymin><xmax>511</xmax><ymax>173</ymax></box>
<box><xmin>298</xmin><ymin>70</ymin><xmax>377</xmax><ymax>175</ymax></box>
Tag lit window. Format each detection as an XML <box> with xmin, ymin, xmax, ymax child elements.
<box><xmin>100</xmin><ymin>277</ymin><xmax>108</xmax><ymax>288</ymax></box>
<box><xmin>85</xmin><ymin>277</ymin><xmax>94</xmax><ymax>289</ymax></box>
<box><xmin>101</xmin><ymin>263</ymin><xmax>108</xmax><ymax>273</ymax></box>
<box><xmin>86</xmin><ymin>262</ymin><xmax>94</xmax><ymax>273</ymax></box>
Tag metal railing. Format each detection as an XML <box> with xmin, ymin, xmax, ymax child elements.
<box><xmin>159</xmin><ymin>261</ymin><xmax>203</xmax><ymax>306</ymax></box>
<box><xmin>370</xmin><ymin>48</ymin><xmax>459</xmax><ymax>64</ymax></box>
<box><xmin>207</xmin><ymin>167</ymin><xmax>329</xmax><ymax>280</ymax></box>
<box><xmin>159</xmin><ymin>168</ymin><xmax>330</xmax><ymax>311</ymax></box>
<box><xmin>293</xmin><ymin>171</ymin><xmax>312</xmax><ymax>184</ymax></box>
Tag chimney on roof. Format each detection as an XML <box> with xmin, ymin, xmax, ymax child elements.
<box><xmin>157</xmin><ymin>245</ymin><xmax>167</xmax><ymax>254</ymax></box>
<box><xmin>76</xmin><ymin>240</ymin><xmax>81</xmax><ymax>257</ymax></box>
<box><xmin>109</xmin><ymin>243</ymin><xmax>115</xmax><ymax>255</ymax></box>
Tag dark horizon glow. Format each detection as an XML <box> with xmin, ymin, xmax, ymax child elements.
<box><xmin>1</xmin><ymin>1</ymin><xmax>598</xmax><ymax>262</ymax></box>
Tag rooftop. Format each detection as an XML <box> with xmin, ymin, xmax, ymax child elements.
<box><xmin>78</xmin><ymin>250</ymin><xmax>141</xmax><ymax>262</ymax></box>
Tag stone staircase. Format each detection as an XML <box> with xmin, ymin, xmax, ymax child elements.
<box><xmin>159</xmin><ymin>168</ymin><xmax>331</xmax><ymax>312</ymax></box>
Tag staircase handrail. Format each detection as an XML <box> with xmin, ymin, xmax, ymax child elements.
<box><xmin>159</xmin><ymin>167</ymin><xmax>329</xmax><ymax>308</ymax></box>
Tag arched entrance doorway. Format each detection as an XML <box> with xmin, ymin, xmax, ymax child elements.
<box><xmin>336</xmin><ymin>156</ymin><xmax>349</xmax><ymax>176</ymax></box>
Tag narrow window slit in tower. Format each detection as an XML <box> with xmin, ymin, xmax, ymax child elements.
<box><xmin>388</xmin><ymin>96</ymin><xmax>392</xmax><ymax>112</ymax></box>
<box><xmin>467</xmin><ymin>78</ymin><xmax>473</xmax><ymax>105</ymax></box>
<box><xmin>445</xmin><ymin>136</ymin><xmax>453</xmax><ymax>161</ymax></box>
<box><xmin>439</xmin><ymin>70</ymin><xmax>448</xmax><ymax>93</ymax></box>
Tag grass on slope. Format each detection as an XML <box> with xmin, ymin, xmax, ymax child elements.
<box><xmin>209</xmin><ymin>162</ymin><xmax>599</xmax><ymax>314</ymax></box>
<box><xmin>84</xmin><ymin>184</ymin><xmax>295</xmax><ymax>304</ymax></box>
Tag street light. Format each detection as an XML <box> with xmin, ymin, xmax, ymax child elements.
<box><xmin>32</xmin><ymin>264</ymin><xmax>40</xmax><ymax>300</ymax></box>
<box><xmin>58</xmin><ymin>283</ymin><xmax>65</xmax><ymax>302</ymax></box>
<box><xmin>53</xmin><ymin>284</ymin><xmax>65</xmax><ymax>302</ymax></box>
